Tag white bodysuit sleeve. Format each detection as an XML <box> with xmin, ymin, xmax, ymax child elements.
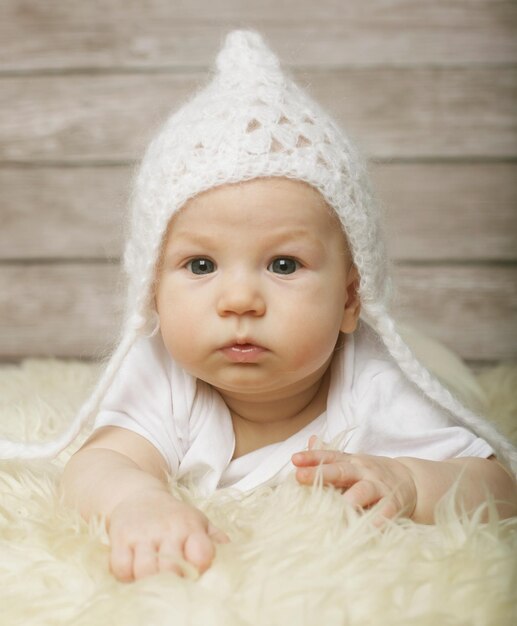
<box><xmin>348</xmin><ymin>360</ymin><xmax>495</xmax><ymax>461</ymax></box>
<box><xmin>92</xmin><ymin>334</ymin><xmax>184</xmax><ymax>473</ymax></box>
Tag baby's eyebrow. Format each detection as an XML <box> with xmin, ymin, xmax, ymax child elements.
<box><xmin>167</xmin><ymin>230</ymin><xmax>216</xmax><ymax>247</ymax></box>
<box><xmin>164</xmin><ymin>226</ymin><xmax>327</xmax><ymax>262</ymax></box>
<box><xmin>266</xmin><ymin>228</ymin><xmax>325</xmax><ymax>251</ymax></box>
<box><xmin>169</xmin><ymin>227</ymin><xmax>323</xmax><ymax>246</ymax></box>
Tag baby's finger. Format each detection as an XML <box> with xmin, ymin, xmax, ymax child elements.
<box><xmin>110</xmin><ymin>542</ymin><xmax>134</xmax><ymax>582</ymax></box>
<box><xmin>207</xmin><ymin>521</ymin><xmax>230</xmax><ymax>544</ymax></box>
<box><xmin>366</xmin><ymin>497</ymin><xmax>401</xmax><ymax>529</ymax></box>
<box><xmin>342</xmin><ymin>479</ymin><xmax>381</xmax><ymax>509</ymax></box>
<box><xmin>292</xmin><ymin>449</ymin><xmax>348</xmax><ymax>467</ymax></box>
<box><xmin>157</xmin><ymin>539</ymin><xmax>185</xmax><ymax>577</ymax></box>
<box><xmin>308</xmin><ymin>435</ymin><xmax>320</xmax><ymax>450</ymax></box>
<box><xmin>133</xmin><ymin>542</ymin><xmax>159</xmax><ymax>580</ymax></box>
<box><xmin>183</xmin><ymin>531</ymin><xmax>215</xmax><ymax>573</ymax></box>
<box><xmin>296</xmin><ymin>460</ymin><xmax>363</xmax><ymax>489</ymax></box>
<box><xmin>373</xmin><ymin>497</ymin><xmax>400</xmax><ymax>525</ymax></box>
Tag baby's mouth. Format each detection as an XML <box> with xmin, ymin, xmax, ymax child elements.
<box><xmin>229</xmin><ymin>343</ymin><xmax>258</xmax><ymax>352</ymax></box>
<box><xmin>220</xmin><ymin>342</ymin><xmax>267</xmax><ymax>363</ymax></box>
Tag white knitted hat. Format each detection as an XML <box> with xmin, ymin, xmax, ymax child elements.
<box><xmin>2</xmin><ymin>30</ymin><xmax>516</xmax><ymax>474</ymax></box>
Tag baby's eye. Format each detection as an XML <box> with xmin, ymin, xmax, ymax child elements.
<box><xmin>186</xmin><ymin>258</ymin><xmax>216</xmax><ymax>274</ymax></box>
<box><xmin>267</xmin><ymin>258</ymin><xmax>300</xmax><ymax>275</ymax></box>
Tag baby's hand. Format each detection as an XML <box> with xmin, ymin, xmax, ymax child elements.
<box><xmin>107</xmin><ymin>488</ymin><xmax>229</xmax><ymax>582</ymax></box>
<box><xmin>292</xmin><ymin>436</ymin><xmax>417</xmax><ymax>521</ymax></box>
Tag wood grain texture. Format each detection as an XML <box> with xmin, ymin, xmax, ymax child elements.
<box><xmin>1</xmin><ymin>163</ymin><xmax>516</xmax><ymax>261</ymax></box>
<box><xmin>0</xmin><ymin>264</ymin><xmax>122</xmax><ymax>359</ymax></box>
<box><xmin>1</xmin><ymin>67</ymin><xmax>516</xmax><ymax>162</ymax></box>
<box><xmin>375</xmin><ymin>163</ymin><xmax>517</xmax><ymax>262</ymax></box>
<box><xmin>0</xmin><ymin>166</ymin><xmax>128</xmax><ymax>260</ymax></box>
<box><xmin>0</xmin><ymin>263</ymin><xmax>515</xmax><ymax>361</ymax></box>
<box><xmin>2</xmin><ymin>0</ymin><xmax>516</xmax><ymax>69</ymax></box>
<box><xmin>394</xmin><ymin>265</ymin><xmax>517</xmax><ymax>362</ymax></box>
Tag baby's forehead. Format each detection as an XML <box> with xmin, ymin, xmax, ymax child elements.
<box><xmin>162</xmin><ymin>179</ymin><xmax>351</xmax><ymax>261</ymax></box>
<box><xmin>171</xmin><ymin>177</ymin><xmax>341</xmax><ymax>230</ymax></box>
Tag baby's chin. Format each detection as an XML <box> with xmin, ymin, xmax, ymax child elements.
<box><xmin>195</xmin><ymin>366</ymin><xmax>327</xmax><ymax>402</ymax></box>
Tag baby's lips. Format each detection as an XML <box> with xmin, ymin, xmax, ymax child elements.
<box><xmin>221</xmin><ymin>336</ymin><xmax>266</xmax><ymax>350</ymax></box>
<box><xmin>219</xmin><ymin>343</ymin><xmax>267</xmax><ymax>363</ymax></box>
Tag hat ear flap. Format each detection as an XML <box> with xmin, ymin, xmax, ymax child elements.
<box><xmin>365</xmin><ymin>307</ymin><xmax>517</xmax><ymax>476</ymax></box>
<box><xmin>0</xmin><ymin>328</ymin><xmax>138</xmax><ymax>460</ymax></box>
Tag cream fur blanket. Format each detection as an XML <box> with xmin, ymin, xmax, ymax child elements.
<box><xmin>1</xmin><ymin>332</ymin><xmax>516</xmax><ymax>625</ymax></box>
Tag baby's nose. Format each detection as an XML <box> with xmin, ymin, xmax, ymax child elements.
<box><xmin>216</xmin><ymin>274</ymin><xmax>266</xmax><ymax>317</ymax></box>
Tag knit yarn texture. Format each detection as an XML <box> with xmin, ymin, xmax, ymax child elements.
<box><xmin>124</xmin><ymin>30</ymin><xmax>388</xmax><ymax>332</ymax></box>
<box><xmin>1</xmin><ymin>30</ymin><xmax>515</xmax><ymax>474</ymax></box>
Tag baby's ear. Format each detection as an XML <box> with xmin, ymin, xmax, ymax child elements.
<box><xmin>340</xmin><ymin>265</ymin><xmax>361</xmax><ymax>334</ymax></box>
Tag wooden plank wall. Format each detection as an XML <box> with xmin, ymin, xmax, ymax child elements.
<box><xmin>1</xmin><ymin>0</ymin><xmax>516</xmax><ymax>366</ymax></box>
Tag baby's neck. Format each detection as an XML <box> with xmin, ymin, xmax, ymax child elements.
<box><xmin>221</xmin><ymin>366</ymin><xmax>331</xmax><ymax>459</ymax></box>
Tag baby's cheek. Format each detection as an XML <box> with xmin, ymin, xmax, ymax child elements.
<box><xmin>159</xmin><ymin>315</ymin><xmax>198</xmax><ymax>363</ymax></box>
<box><xmin>284</xmin><ymin>325</ymin><xmax>338</xmax><ymax>371</ymax></box>
<box><xmin>284</xmin><ymin>299</ymin><xmax>342</xmax><ymax>348</ymax></box>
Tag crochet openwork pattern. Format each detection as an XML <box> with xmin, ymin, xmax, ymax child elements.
<box><xmin>124</xmin><ymin>31</ymin><xmax>388</xmax><ymax>333</ymax></box>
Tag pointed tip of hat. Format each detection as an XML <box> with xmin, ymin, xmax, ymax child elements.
<box><xmin>223</xmin><ymin>29</ymin><xmax>265</xmax><ymax>49</ymax></box>
<box><xmin>215</xmin><ymin>29</ymin><xmax>281</xmax><ymax>80</ymax></box>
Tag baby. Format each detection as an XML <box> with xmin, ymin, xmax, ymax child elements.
<box><xmin>2</xmin><ymin>31</ymin><xmax>516</xmax><ymax>582</ymax></box>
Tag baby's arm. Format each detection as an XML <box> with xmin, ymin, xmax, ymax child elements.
<box><xmin>293</xmin><ymin>436</ymin><xmax>517</xmax><ymax>523</ymax></box>
<box><xmin>394</xmin><ymin>455</ymin><xmax>516</xmax><ymax>522</ymax></box>
<box><xmin>60</xmin><ymin>426</ymin><xmax>228</xmax><ymax>581</ymax></box>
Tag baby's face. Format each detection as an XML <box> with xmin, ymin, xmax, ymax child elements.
<box><xmin>155</xmin><ymin>177</ymin><xmax>360</xmax><ymax>401</ymax></box>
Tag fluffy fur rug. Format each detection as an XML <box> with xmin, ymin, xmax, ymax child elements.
<box><xmin>0</xmin><ymin>343</ymin><xmax>516</xmax><ymax>625</ymax></box>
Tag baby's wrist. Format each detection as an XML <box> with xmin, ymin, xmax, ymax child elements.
<box><xmin>111</xmin><ymin>484</ymin><xmax>176</xmax><ymax>516</ymax></box>
<box><xmin>392</xmin><ymin>457</ymin><xmax>420</xmax><ymax>519</ymax></box>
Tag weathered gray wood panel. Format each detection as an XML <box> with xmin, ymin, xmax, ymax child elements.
<box><xmin>0</xmin><ymin>263</ymin><xmax>515</xmax><ymax>361</ymax></box>
<box><xmin>0</xmin><ymin>166</ymin><xmax>128</xmax><ymax>260</ymax></box>
<box><xmin>394</xmin><ymin>266</ymin><xmax>517</xmax><ymax>362</ymax></box>
<box><xmin>1</xmin><ymin>67</ymin><xmax>516</xmax><ymax>162</ymax></box>
<box><xmin>1</xmin><ymin>163</ymin><xmax>516</xmax><ymax>261</ymax></box>
<box><xmin>2</xmin><ymin>0</ymin><xmax>516</xmax><ymax>69</ymax></box>
<box><xmin>376</xmin><ymin>163</ymin><xmax>517</xmax><ymax>262</ymax></box>
<box><xmin>0</xmin><ymin>264</ymin><xmax>122</xmax><ymax>359</ymax></box>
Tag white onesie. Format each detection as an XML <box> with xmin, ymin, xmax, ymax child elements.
<box><xmin>93</xmin><ymin>321</ymin><xmax>493</xmax><ymax>495</ymax></box>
